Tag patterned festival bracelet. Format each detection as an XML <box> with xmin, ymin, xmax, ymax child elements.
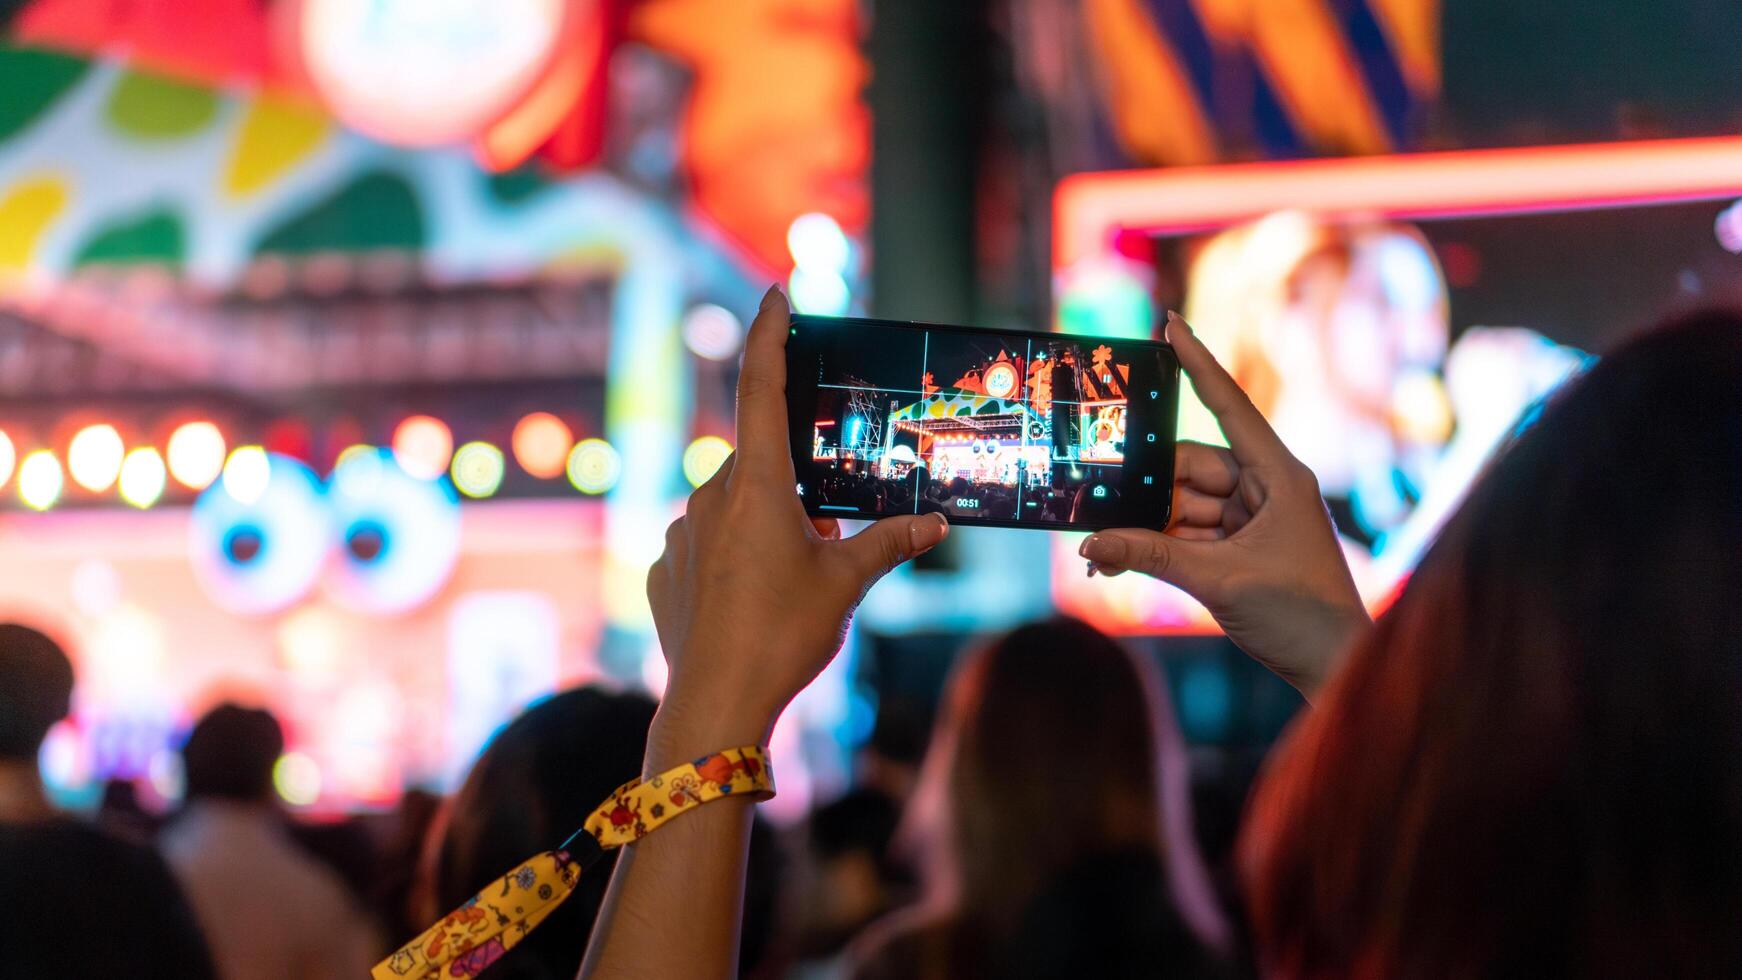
<box><xmin>372</xmin><ymin>745</ymin><xmax>774</xmax><ymax>980</ymax></box>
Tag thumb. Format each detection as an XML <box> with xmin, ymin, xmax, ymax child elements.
<box><xmin>837</xmin><ymin>512</ymin><xmax>950</xmax><ymax>584</ymax></box>
<box><xmin>1080</xmin><ymin>529</ymin><xmax>1219</xmax><ymax>597</ymax></box>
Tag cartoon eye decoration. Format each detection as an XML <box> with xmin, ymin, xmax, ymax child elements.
<box><xmin>323</xmin><ymin>449</ymin><xmax>460</xmax><ymax>615</ymax></box>
<box><xmin>190</xmin><ymin>453</ymin><xmax>330</xmax><ymax>615</ymax></box>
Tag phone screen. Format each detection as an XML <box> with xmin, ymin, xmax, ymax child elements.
<box><xmin>785</xmin><ymin>314</ymin><xmax>1177</xmax><ymax>531</ymax></box>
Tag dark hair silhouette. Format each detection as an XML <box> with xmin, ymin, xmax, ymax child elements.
<box><xmin>856</xmin><ymin>618</ymin><xmax>1230</xmax><ymax>978</ymax></box>
<box><xmin>422</xmin><ymin>687</ymin><xmax>657</xmax><ymax>980</ymax></box>
<box><xmin>0</xmin><ymin>623</ymin><xmax>74</xmax><ymax>760</ymax></box>
<box><xmin>181</xmin><ymin>704</ymin><xmax>284</xmax><ymax>802</ymax></box>
<box><xmin>1243</xmin><ymin>309</ymin><xmax>1742</xmax><ymax>977</ymax></box>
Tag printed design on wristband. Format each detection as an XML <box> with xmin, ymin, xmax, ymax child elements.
<box><xmin>372</xmin><ymin>746</ymin><xmax>773</xmax><ymax>980</ymax></box>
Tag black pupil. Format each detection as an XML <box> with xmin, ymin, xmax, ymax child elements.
<box><xmin>346</xmin><ymin>521</ymin><xmax>388</xmax><ymax>562</ymax></box>
<box><xmin>223</xmin><ymin>526</ymin><xmax>265</xmax><ymax>564</ymax></box>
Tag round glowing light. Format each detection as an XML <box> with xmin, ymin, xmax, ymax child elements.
<box><xmin>682</xmin><ymin>304</ymin><xmax>745</xmax><ymax>361</ymax></box>
<box><xmin>788</xmin><ymin>267</ymin><xmax>851</xmax><ymax>316</ymax></box>
<box><xmin>566</xmin><ymin>438</ymin><xmax>622</xmax><ymax>495</ymax></box>
<box><xmin>299</xmin><ymin>0</ymin><xmax>566</xmax><ymax>147</ymax></box>
<box><xmin>335</xmin><ymin>443</ymin><xmax>375</xmax><ymax>471</ymax></box>
<box><xmin>118</xmin><ymin>447</ymin><xmax>167</xmax><ymax>509</ymax></box>
<box><xmin>451</xmin><ymin>441</ymin><xmax>506</xmax><ymax>498</ymax></box>
<box><xmin>167</xmin><ymin>421</ymin><xmax>226</xmax><ymax>490</ymax></box>
<box><xmin>0</xmin><ymin>430</ymin><xmax>14</xmax><ymax>490</ymax></box>
<box><xmin>18</xmin><ymin>450</ymin><xmax>62</xmax><ymax>511</ymax></box>
<box><xmin>391</xmin><ymin>416</ymin><xmax>453</xmax><ymax>481</ymax></box>
<box><xmin>511</xmin><ymin>412</ymin><xmax>573</xmax><ymax>479</ymax></box>
<box><xmin>683</xmin><ymin>436</ymin><xmax>733</xmax><ymax>488</ymax></box>
<box><xmin>222</xmin><ymin>446</ymin><xmax>271</xmax><ymax>506</ymax></box>
<box><xmin>273</xmin><ymin>751</ymin><xmax>322</xmax><ymax>807</ymax></box>
<box><xmin>787</xmin><ymin>212</ymin><xmax>851</xmax><ymax>273</ymax></box>
<box><xmin>68</xmin><ymin>424</ymin><xmax>124</xmax><ymax>492</ymax></box>
<box><xmin>984</xmin><ymin>362</ymin><xmax>1018</xmax><ymax>399</ymax></box>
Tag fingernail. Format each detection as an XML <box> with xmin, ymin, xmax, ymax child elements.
<box><xmin>1079</xmin><ymin>533</ymin><xmax>1126</xmax><ymax>564</ymax></box>
<box><xmin>1165</xmin><ymin>310</ymin><xmax>1190</xmax><ymax>341</ymax></box>
<box><xmin>760</xmin><ymin>284</ymin><xmax>784</xmax><ymax>311</ymax></box>
<box><xmin>911</xmin><ymin>513</ymin><xmax>949</xmax><ymax>553</ymax></box>
<box><xmin>1086</xmin><ymin>560</ymin><xmax>1099</xmax><ymax>578</ymax></box>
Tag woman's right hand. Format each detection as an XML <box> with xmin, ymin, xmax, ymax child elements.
<box><xmin>1080</xmin><ymin>312</ymin><xmax>1370</xmax><ymax>698</ymax></box>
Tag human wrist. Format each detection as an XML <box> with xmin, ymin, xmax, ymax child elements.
<box><xmin>645</xmin><ymin>683</ymin><xmax>778</xmax><ymax>776</ymax></box>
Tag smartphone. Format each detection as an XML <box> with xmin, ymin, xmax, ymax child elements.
<box><xmin>785</xmin><ymin>314</ymin><xmax>1178</xmax><ymax>531</ymax></box>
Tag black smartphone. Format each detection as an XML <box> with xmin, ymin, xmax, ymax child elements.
<box><xmin>785</xmin><ymin>314</ymin><xmax>1178</xmax><ymax>531</ymax></box>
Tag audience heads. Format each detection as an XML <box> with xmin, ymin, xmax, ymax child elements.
<box><xmin>0</xmin><ymin>624</ymin><xmax>74</xmax><ymax>761</ymax></box>
<box><xmin>425</xmin><ymin>686</ymin><xmax>657</xmax><ymax>980</ymax></box>
<box><xmin>915</xmin><ymin>617</ymin><xmax>1226</xmax><ymax>949</ymax></box>
<box><xmin>1243</xmin><ymin>309</ymin><xmax>1742</xmax><ymax>977</ymax></box>
<box><xmin>182</xmin><ymin>704</ymin><xmax>285</xmax><ymax>803</ymax></box>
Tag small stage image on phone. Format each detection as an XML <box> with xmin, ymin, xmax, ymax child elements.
<box><xmin>791</xmin><ymin>316</ymin><xmax>1172</xmax><ymax>529</ymax></box>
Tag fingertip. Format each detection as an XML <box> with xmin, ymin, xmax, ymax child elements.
<box><xmin>760</xmin><ymin>283</ymin><xmax>787</xmax><ymax>312</ymax></box>
<box><xmin>909</xmin><ymin>512</ymin><xmax>949</xmax><ymax>554</ymax></box>
<box><xmin>1164</xmin><ymin>310</ymin><xmax>1192</xmax><ymax>344</ymax></box>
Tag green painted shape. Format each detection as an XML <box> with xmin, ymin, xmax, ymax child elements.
<box><xmin>255</xmin><ymin>170</ymin><xmax>426</xmax><ymax>255</ymax></box>
<box><xmin>486</xmin><ymin>163</ymin><xmax>556</xmax><ymax>206</ymax></box>
<box><xmin>72</xmin><ymin>209</ymin><xmax>186</xmax><ymax>268</ymax></box>
<box><xmin>954</xmin><ymin>403</ymin><xmax>974</xmax><ymax>417</ymax></box>
<box><xmin>974</xmin><ymin>400</ymin><xmax>1001</xmax><ymax>416</ymax></box>
<box><xmin>0</xmin><ymin>48</ymin><xmax>92</xmax><ymax>142</ymax></box>
<box><xmin>106</xmin><ymin>70</ymin><xmax>219</xmax><ymax>140</ymax></box>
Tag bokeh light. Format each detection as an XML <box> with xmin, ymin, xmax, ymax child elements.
<box><xmin>118</xmin><ymin>447</ymin><xmax>167</xmax><ymax>509</ymax></box>
<box><xmin>511</xmin><ymin>412</ymin><xmax>573</xmax><ymax>479</ymax></box>
<box><xmin>221</xmin><ymin>446</ymin><xmax>271</xmax><ymax>506</ymax></box>
<box><xmin>273</xmin><ymin>751</ymin><xmax>322</xmax><ymax>807</ymax></box>
<box><xmin>682</xmin><ymin>436</ymin><xmax>733</xmax><ymax>488</ymax></box>
<box><xmin>787</xmin><ymin>212</ymin><xmax>851</xmax><ymax>273</ymax></box>
<box><xmin>682</xmin><ymin>304</ymin><xmax>744</xmax><ymax>361</ymax></box>
<box><xmin>18</xmin><ymin>450</ymin><xmax>63</xmax><ymax>510</ymax></box>
<box><xmin>68</xmin><ymin>424</ymin><xmax>124</xmax><ymax>492</ymax></box>
<box><xmin>788</xmin><ymin>267</ymin><xmax>851</xmax><ymax>316</ymax></box>
<box><xmin>391</xmin><ymin>415</ymin><xmax>453</xmax><ymax>481</ymax></box>
<box><xmin>335</xmin><ymin>443</ymin><xmax>375</xmax><ymax>471</ymax></box>
<box><xmin>167</xmin><ymin>421</ymin><xmax>226</xmax><ymax>490</ymax></box>
<box><xmin>0</xmin><ymin>429</ymin><xmax>16</xmax><ymax>490</ymax></box>
<box><xmin>451</xmin><ymin>441</ymin><xmax>506</xmax><ymax>498</ymax></box>
<box><xmin>566</xmin><ymin>438</ymin><xmax>622</xmax><ymax>495</ymax></box>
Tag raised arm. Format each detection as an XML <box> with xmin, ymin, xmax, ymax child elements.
<box><xmin>1080</xmin><ymin>313</ymin><xmax>1370</xmax><ymax>698</ymax></box>
<box><xmin>580</xmin><ymin>286</ymin><xmax>949</xmax><ymax>980</ymax></box>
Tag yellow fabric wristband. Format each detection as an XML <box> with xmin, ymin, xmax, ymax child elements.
<box><xmin>373</xmin><ymin>745</ymin><xmax>774</xmax><ymax>980</ymax></box>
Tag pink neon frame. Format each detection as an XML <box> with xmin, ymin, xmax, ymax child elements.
<box><xmin>1054</xmin><ymin>134</ymin><xmax>1742</xmax><ymax>273</ymax></box>
<box><xmin>1050</xmin><ymin>135</ymin><xmax>1742</xmax><ymax>634</ymax></box>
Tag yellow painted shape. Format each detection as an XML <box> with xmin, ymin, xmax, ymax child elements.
<box><xmin>223</xmin><ymin>95</ymin><xmax>331</xmax><ymax>200</ymax></box>
<box><xmin>0</xmin><ymin>176</ymin><xmax>70</xmax><ymax>271</ymax></box>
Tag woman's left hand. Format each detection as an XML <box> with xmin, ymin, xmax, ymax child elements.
<box><xmin>645</xmin><ymin>286</ymin><xmax>949</xmax><ymax>764</ymax></box>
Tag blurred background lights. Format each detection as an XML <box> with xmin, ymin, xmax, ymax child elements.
<box><xmin>1717</xmin><ymin>199</ymin><xmax>1742</xmax><ymax>254</ymax></box>
<box><xmin>681</xmin><ymin>304</ymin><xmax>745</xmax><ymax>361</ymax></box>
<box><xmin>390</xmin><ymin>415</ymin><xmax>454</xmax><ymax>481</ymax></box>
<box><xmin>787</xmin><ymin>212</ymin><xmax>851</xmax><ymax>273</ymax></box>
<box><xmin>18</xmin><ymin>450</ymin><xmax>63</xmax><ymax>510</ymax></box>
<box><xmin>68</xmin><ymin>423</ymin><xmax>124</xmax><ymax>492</ymax></box>
<box><xmin>451</xmin><ymin>441</ymin><xmax>505</xmax><ymax>498</ymax></box>
<box><xmin>118</xmin><ymin>447</ymin><xmax>167</xmax><ymax>509</ymax></box>
<box><xmin>167</xmin><ymin>421</ymin><xmax>226</xmax><ymax>490</ymax></box>
<box><xmin>335</xmin><ymin>443</ymin><xmax>376</xmax><ymax>471</ymax></box>
<box><xmin>221</xmin><ymin>446</ymin><xmax>271</xmax><ymax>506</ymax></box>
<box><xmin>788</xmin><ymin>266</ymin><xmax>851</xmax><ymax>316</ymax></box>
<box><xmin>566</xmin><ymin>438</ymin><xmax>622</xmax><ymax>495</ymax></box>
<box><xmin>273</xmin><ymin>751</ymin><xmax>322</xmax><ymax>807</ymax></box>
<box><xmin>682</xmin><ymin>435</ymin><xmax>733</xmax><ymax>488</ymax></box>
<box><xmin>511</xmin><ymin>412</ymin><xmax>573</xmax><ymax>479</ymax></box>
<box><xmin>0</xmin><ymin>429</ymin><xmax>14</xmax><ymax>490</ymax></box>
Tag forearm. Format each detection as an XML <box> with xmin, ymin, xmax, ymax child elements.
<box><xmin>581</xmin><ymin>697</ymin><xmax>771</xmax><ymax>980</ymax></box>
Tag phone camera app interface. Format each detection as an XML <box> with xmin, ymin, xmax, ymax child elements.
<box><xmin>800</xmin><ymin>321</ymin><xmax>1161</xmax><ymax>525</ymax></box>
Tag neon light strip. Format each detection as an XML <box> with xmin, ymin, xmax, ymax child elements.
<box><xmin>1054</xmin><ymin>134</ymin><xmax>1742</xmax><ymax>268</ymax></box>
